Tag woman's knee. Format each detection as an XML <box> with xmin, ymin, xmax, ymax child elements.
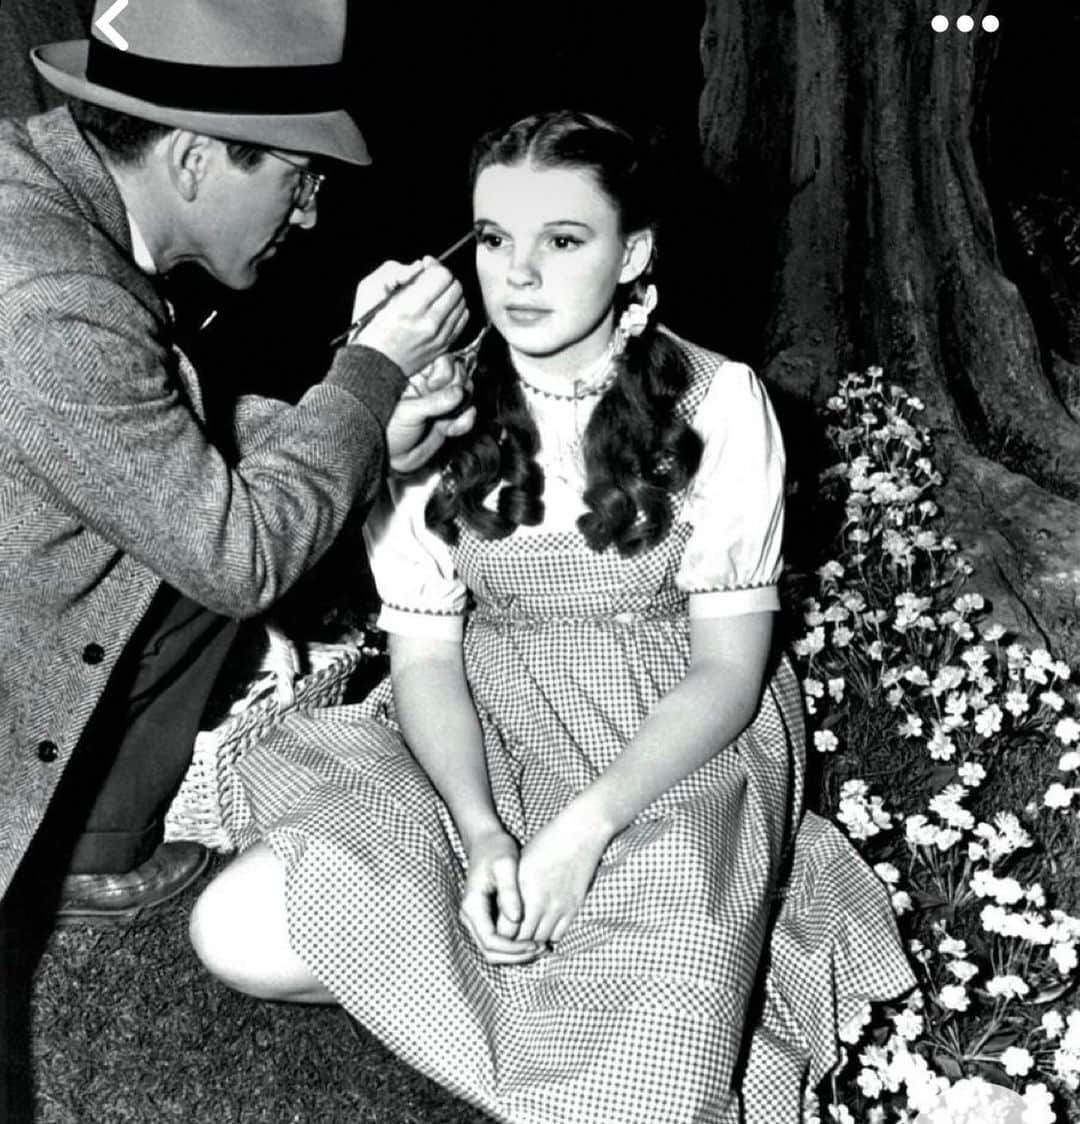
<box><xmin>189</xmin><ymin>843</ymin><xmax>323</xmax><ymax>1002</ymax></box>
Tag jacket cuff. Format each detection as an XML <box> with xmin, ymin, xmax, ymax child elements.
<box><xmin>325</xmin><ymin>346</ymin><xmax>408</xmax><ymax>427</ymax></box>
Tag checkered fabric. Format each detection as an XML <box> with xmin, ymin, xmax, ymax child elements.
<box><xmin>234</xmin><ymin>344</ymin><xmax>915</xmax><ymax>1123</ymax></box>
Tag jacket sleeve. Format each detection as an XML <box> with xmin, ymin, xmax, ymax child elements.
<box><xmin>0</xmin><ymin>269</ymin><xmax>407</xmax><ymax>618</ymax></box>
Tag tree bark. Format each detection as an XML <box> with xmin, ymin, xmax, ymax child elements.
<box><xmin>699</xmin><ymin>0</ymin><xmax>1080</xmax><ymax>654</ymax></box>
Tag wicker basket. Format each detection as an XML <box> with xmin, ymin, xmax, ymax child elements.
<box><xmin>163</xmin><ymin>635</ymin><xmax>376</xmax><ymax>852</ymax></box>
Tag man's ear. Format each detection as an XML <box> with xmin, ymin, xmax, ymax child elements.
<box><xmin>619</xmin><ymin>228</ymin><xmax>655</xmax><ymax>285</ymax></box>
<box><xmin>165</xmin><ymin>130</ymin><xmax>212</xmax><ymax>202</ymax></box>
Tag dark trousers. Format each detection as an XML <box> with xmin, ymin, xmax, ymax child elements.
<box><xmin>1</xmin><ymin>585</ymin><xmax>243</xmax><ymax>1121</ymax></box>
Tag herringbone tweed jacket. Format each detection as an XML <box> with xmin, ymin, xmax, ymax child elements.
<box><xmin>0</xmin><ymin>108</ymin><xmax>407</xmax><ymax>894</ymax></box>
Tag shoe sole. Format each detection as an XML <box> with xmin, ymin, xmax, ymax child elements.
<box><xmin>53</xmin><ymin>848</ymin><xmax>212</xmax><ymax>928</ymax></box>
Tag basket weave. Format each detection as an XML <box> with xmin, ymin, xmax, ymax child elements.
<box><xmin>164</xmin><ymin>637</ymin><xmax>371</xmax><ymax>853</ymax></box>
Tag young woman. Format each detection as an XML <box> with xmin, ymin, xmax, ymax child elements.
<box><xmin>191</xmin><ymin>110</ymin><xmax>913</xmax><ymax>1123</ymax></box>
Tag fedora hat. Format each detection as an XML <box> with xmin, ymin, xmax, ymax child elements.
<box><xmin>30</xmin><ymin>0</ymin><xmax>369</xmax><ymax>165</ymax></box>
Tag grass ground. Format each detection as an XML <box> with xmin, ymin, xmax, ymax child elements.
<box><xmin>29</xmin><ymin>857</ymin><xmax>494</xmax><ymax>1124</ymax></box>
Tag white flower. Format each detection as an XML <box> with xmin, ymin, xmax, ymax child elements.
<box><xmin>931</xmin><ymin>665</ymin><xmax>966</xmax><ymax>696</ymax></box>
<box><xmin>1044</xmin><ymin>783</ymin><xmax>1077</xmax><ymax>810</ymax></box>
<box><xmin>1051</xmin><ymin>943</ymin><xmax>1078</xmax><ymax>975</ymax></box>
<box><xmin>959</xmin><ymin>762</ymin><xmax>986</xmax><ymax>787</ymax></box>
<box><xmin>938</xmin><ymin>934</ymin><xmax>967</xmax><ymax>957</ymax></box>
<box><xmin>1042</xmin><ymin>1011</ymin><xmax>1065</xmax><ymax>1039</ymax></box>
<box><xmin>872</xmin><ymin>863</ymin><xmax>899</xmax><ymax>886</ymax></box>
<box><xmin>793</xmin><ymin>627</ymin><xmax>826</xmax><ymax>657</ymax></box>
<box><xmin>813</xmin><ymin>730</ymin><xmax>840</xmax><ymax>754</ymax></box>
<box><xmin>982</xmin><ymin>623</ymin><xmax>1007</xmax><ymax>642</ymax></box>
<box><xmin>986</xmin><ymin>974</ymin><xmax>1030</xmax><ymax>1000</ymax></box>
<box><xmin>899</xmin><ymin>714</ymin><xmax>923</xmax><ymax>739</ymax></box>
<box><xmin>1059</xmin><ymin>750</ymin><xmax>1080</xmax><ymax>773</ymax></box>
<box><xmin>827</xmin><ymin>677</ymin><xmax>846</xmax><ymax>702</ymax></box>
<box><xmin>1005</xmin><ymin>690</ymin><xmax>1031</xmax><ymax>717</ymax></box>
<box><xmin>938</xmin><ymin>983</ymin><xmax>970</xmax><ymax>1011</ymax></box>
<box><xmin>1001</xmin><ymin>1046</ymin><xmax>1034</xmax><ymax>1076</ymax></box>
<box><xmin>974</xmin><ymin>704</ymin><xmax>1004</xmax><ymax>738</ymax></box>
<box><xmin>891</xmin><ymin>890</ymin><xmax>913</xmax><ymax>915</ymax></box>
<box><xmin>993</xmin><ymin>812</ymin><xmax>1032</xmax><ymax>854</ymax></box>
<box><xmin>818</xmin><ymin>560</ymin><xmax>845</xmax><ymax>581</ymax></box>
<box><xmin>856</xmin><ymin>1067</ymin><xmax>883</xmax><ymax>1098</ymax></box>
<box><xmin>832</xmin><ymin>625</ymin><xmax>854</xmax><ymax>648</ymax></box>
<box><xmin>993</xmin><ymin>877</ymin><xmax>1024</xmax><ymax>906</ymax></box>
<box><xmin>905</xmin><ymin>813</ymin><xmax>938</xmax><ymax>848</ymax></box>
<box><xmin>1056</xmin><ymin>717</ymin><xmax>1080</xmax><ymax>746</ymax></box>
<box><xmin>1041</xmin><ymin>690</ymin><xmax>1065</xmax><ymax>712</ymax></box>
<box><xmin>1021</xmin><ymin>1083</ymin><xmax>1056</xmax><ymax>1124</ymax></box>
<box><xmin>927</xmin><ymin>724</ymin><xmax>956</xmax><ymax>761</ymax></box>
<box><xmin>891</xmin><ymin>1008</ymin><xmax>924</xmax><ymax>1041</ymax></box>
<box><xmin>928</xmin><ymin>786</ymin><xmax>974</xmax><ymax>829</ymax></box>
<box><xmin>948</xmin><ymin>960</ymin><xmax>979</xmax><ymax>983</ymax></box>
<box><xmin>803</xmin><ymin>677</ymin><xmax>825</xmax><ymax>698</ymax></box>
<box><xmin>981</xmin><ymin>903</ymin><xmax>1008</xmax><ymax>935</ymax></box>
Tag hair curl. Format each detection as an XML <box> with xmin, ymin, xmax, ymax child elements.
<box><xmin>425</xmin><ymin>110</ymin><xmax>702</xmax><ymax>556</ymax></box>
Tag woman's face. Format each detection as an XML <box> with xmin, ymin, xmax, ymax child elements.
<box><xmin>472</xmin><ymin>161</ymin><xmax>650</xmax><ymax>373</ymax></box>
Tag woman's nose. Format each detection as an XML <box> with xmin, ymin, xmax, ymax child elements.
<box><xmin>506</xmin><ymin>249</ymin><xmax>539</xmax><ymax>288</ymax></box>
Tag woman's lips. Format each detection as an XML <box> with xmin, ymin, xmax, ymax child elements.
<box><xmin>504</xmin><ymin>306</ymin><xmax>551</xmax><ymax>324</ymax></box>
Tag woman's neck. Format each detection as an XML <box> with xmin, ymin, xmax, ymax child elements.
<box><xmin>508</xmin><ymin>325</ymin><xmax>617</xmax><ymax>398</ymax></box>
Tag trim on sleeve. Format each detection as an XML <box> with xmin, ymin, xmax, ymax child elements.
<box><xmin>376</xmin><ymin>604</ymin><xmax>465</xmax><ymax>640</ymax></box>
<box><xmin>688</xmin><ymin>586</ymin><xmax>780</xmax><ymax>619</ymax></box>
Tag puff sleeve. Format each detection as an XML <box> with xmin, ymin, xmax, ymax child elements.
<box><xmin>677</xmin><ymin>361</ymin><xmax>786</xmax><ymax>618</ymax></box>
<box><xmin>362</xmin><ymin>471</ymin><xmax>467</xmax><ymax>640</ymax></box>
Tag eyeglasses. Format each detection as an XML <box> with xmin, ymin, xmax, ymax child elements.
<box><xmin>267</xmin><ymin>151</ymin><xmax>326</xmax><ymax>212</ymax></box>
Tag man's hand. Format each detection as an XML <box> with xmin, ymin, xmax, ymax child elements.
<box><xmin>350</xmin><ymin>258</ymin><xmax>468</xmax><ymax>378</ymax></box>
<box><xmin>386</xmin><ymin>353</ymin><xmax>476</xmax><ymax>474</ymax></box>
<box><xmin>263</xmin><ymin>619</ymin><xmax>301</xmax><ymax>708</ymax></box>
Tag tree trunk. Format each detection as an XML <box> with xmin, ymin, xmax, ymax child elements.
<box><xmin>699</xmin><ymin>0</ymin><xmax>1080</xmax><ymax>653</ymax></box>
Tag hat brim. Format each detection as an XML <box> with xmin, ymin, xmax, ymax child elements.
<box><xmin>31</xmin><ymin>41</ymin><xmax>371</xmax><ymax>166</ymax></box>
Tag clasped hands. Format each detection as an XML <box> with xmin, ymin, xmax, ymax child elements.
<box><xmin>458</xmin><ymin>806</ymin><xmax>614</xmax><ymax>966</ymax></box>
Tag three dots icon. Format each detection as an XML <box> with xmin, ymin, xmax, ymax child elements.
<box><xmin>932</xmin><ymin>14</ymin><xmax>1000</xmax><ymax>32</ymax></box>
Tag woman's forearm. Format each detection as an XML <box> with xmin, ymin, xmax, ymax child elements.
<box><xmin>390</xmin><ymin>636</ymin><xmax>503</xmax><ymax>848</ymax></box>
<box><xmin>574</xmin><ymin>613</ymin><xmax>773</xmax><ymax>838</ymax></box>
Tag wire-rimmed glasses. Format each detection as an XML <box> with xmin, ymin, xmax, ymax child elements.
<box><xmin>267</xmin><ymin>150</ymin><xmax>326</xmax><ymax>212</ymax></box>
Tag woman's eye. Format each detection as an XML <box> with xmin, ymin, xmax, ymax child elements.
<box><xmin>477</xmin><ymin>231</ymin><xmax>505</xmax><ymax>249</ymax></box>
<box><xmin>550</xmin><ymin>235</ymin><xmax>582</xmax><ymax>250</ymax></box>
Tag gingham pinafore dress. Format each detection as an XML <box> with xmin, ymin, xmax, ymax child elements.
<box><xmin>234</xmin><ymin>342</ymin><xmax>914</xmax><ymax>1124</ymax></box>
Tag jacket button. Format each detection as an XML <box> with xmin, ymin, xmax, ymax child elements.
<box><xmin>82</xmin><ymin>642</ymin><xmax>105</xmax><ymax>665</ymax></box>
<box><xmin>36</xmin><ymin>740</ymin><xmax>59</xmax><ymax>763</ymax></box>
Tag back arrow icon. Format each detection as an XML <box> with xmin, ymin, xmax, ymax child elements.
<box><xmin>95</xmin><ymin>0</ymin><xmax>130</xmax><ymax>50</ymax></box>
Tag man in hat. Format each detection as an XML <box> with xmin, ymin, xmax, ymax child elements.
<box><xmin>0</xmin><ymin>0</ymin><xmax>473</xmax><ymax>937</ymax></box>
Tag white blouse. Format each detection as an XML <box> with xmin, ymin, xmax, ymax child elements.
<box><xmin>365</xmin><ymin>356</ymin><xmax>786</xmax><ymax>641</ymax></box>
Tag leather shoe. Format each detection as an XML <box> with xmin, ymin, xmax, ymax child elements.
<box><xmin>55</xmin><ymin>841</ymin><xmax>211</xmax><ymax>926</ymax></box>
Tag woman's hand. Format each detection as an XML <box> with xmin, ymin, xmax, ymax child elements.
<box><xmin>386</xmin><ymin>353</ymin><xmax>476</xmax><ymax>475</ymax></box>
<box><xmin>459</xmin><ymin>827</ymin><xmax>543</xmax><ymax>965</ymax></box>
<box><xmin>515</xmin><ymin>804</ymin><xmax>615</xmax><ymax>945</ymax></box>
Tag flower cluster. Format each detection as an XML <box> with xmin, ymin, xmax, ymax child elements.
<box><xmin>793</xmin><ymin>368</ymin><xmax>1080</xmax><ymax>1121</ymax></box>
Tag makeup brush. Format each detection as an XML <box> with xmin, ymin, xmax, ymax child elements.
<box><xmin>330</xmin><ymin>229</ymin><xmax>475</xmax><ymax>348</ymax></box>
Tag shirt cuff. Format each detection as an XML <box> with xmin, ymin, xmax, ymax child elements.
<box><xmin>689</xmin><ymin>586</ymin><xmax>779</xmax><ymax>619</ymax></box>
<box><xmin>376</xmin><ymin>605</ymin><xmax>465</xmax><ymax>641</ymax></box>
<box><xmin>324</xmin><ymin>346</ymin><xmax>407</xmax><ymax>427</ymax></box>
